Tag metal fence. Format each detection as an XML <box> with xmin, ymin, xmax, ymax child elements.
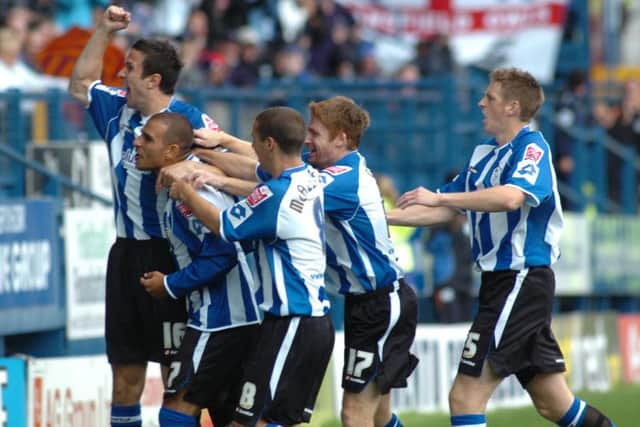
<box><xmin>1</xmin><ymin>75</ymin><xmax>638</xmax><ymax>213</ymax></box>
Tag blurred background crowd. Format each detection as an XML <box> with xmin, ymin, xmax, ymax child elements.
<box><xmin>0</xmin><ymin>0</ymin><xmax>455</xmax><ymax>91</ymax></box>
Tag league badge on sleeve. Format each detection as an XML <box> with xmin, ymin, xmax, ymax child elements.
<box><xmin>202</xmin><ymin>114</ymin><xmax>219</xmax><ymax>131</ymax></box>
<box><xmin>523</xmin><ymin>144</ymin><xmax>544</xmax><ymax>163</ymax></box>
<box><xmin>324</xmin><ymin>165</ymin><xmax>352</xmax><ymax>175</ymax></box>
<box><xmin>246</xmin><ymin>185</ymin><xmax>273</xmax><ymax>207</ymax></box>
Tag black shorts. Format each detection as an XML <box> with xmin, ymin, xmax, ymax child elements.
<box><xmin>164</xmin><ymin>324</ymin><xmax>260</xmax><ymax>426</ymax></box>
<box><xmin>458</xmin><ymin>267</ymin><xmax>566</xmax><ymax>387</ymax></box>
<box><xmin>342</xmin><ymin>279</ymin><xmax>419</xmax><ymax>394</ymax></box>
<box><xmin>233</xmin><ymin>314</ymin><xmax>335</xmax><ymax>426</ymax></box>
<box><xmin>105</xmin><ymin>238</ymin><xmax>186</xmax><ymax>366</ymax></box>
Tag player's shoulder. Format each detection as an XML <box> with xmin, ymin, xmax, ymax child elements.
<box><xmin>91</xmin><ymin>81</ymin><xmax>127</xmax><ymax>99</ymax></box>
<box><xmin>168</xmin><ymin>99</ymin><xmax>219</xmax><ymax>130</ymax></box>
<box><xmin>513</xmin><ymin>129</ymin><xmax>551</xmax><ymax>160</ymax></box>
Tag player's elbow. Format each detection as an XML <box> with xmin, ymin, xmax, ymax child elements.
<box><xmin>68</xmin><ymin>78</ymin><xmax>90</xmax><ymax>106</ymax></box>
<box><xmin>502</xmin><ymin>194</ymin><xmax>525</xmax><ymax>211</ymax></box>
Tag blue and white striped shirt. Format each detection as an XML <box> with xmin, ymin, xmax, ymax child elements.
<box><xmin>318</xmin><ymin>151</ymin><xmax>404</xmax><ymax>295</ymax></box>
<box><xmin>439</xmin><ymin>126</ymin><xmax>563</xmax><ymax>271</ymax></box>
<box><xmin>161</xmin><ymin>157</ymin><xmax>260</xmax><ymax>331</ymax></box>
<box><xmin>87</xmin><ymin>81</ymin><xmax>217</xmax><ymax>239</ymax></box>
<box><xmin>220</xmin><ymin>163</ymin><xmax>330</xmax><ymax>317</ymax></box>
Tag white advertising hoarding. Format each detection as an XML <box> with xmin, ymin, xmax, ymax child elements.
<box><xmin>63</xmin><ymin>208</ymin><xmax>114</xmax><ymax>340</ymax></box>
<box><xmin>27</xmin><ymin>356</ymin><xmax>162</xmax><ymax>427</ymax></box>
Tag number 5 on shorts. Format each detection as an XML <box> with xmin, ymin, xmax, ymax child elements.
<box><xmin>463</xmin><ymin>332</ymin><xmax>481</xmax><ymax>359</ymax></box>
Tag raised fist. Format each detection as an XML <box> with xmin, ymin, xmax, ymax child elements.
<box><xmin>99</xmin><ymin>5</ymin><xmax>131</xmax><ymax>33</ymax></box>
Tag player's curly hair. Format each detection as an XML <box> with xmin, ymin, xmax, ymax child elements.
<box><xmin>308</xmin><ymin>96</ymin><xmax>370</xmax><ymax>150</ymax></box>
<box><xmin>490</xmin><ymin>68</ymin><xmax>544</xmax><ymax>122</ymax></box>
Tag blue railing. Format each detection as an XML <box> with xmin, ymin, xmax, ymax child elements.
<box><xmin>1</xmin><ymin>77</ymin><xmax>638</xmax><ymax>212</ymax></box>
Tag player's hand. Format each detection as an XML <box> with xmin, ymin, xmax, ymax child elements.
<box><xmin>397</xmin><ymin>186</ymin><xmax>440</xmax><ymax>209</ymax></box>
<box><xmin>190</xmin><ymin>170</ymin><xmax>226</xmax><ymax>189</ymax></box>
<box><xmin>169</xmin><ymin>179</ymin><xmax>194</xmax><ymax>201</ymax></box>
<box><xmin>98</xmin><ymin>6</ymin><xmax>131</xmax><ymax>34</ymax></box>
<box><xmin>157</xmin><ymin>160</ymin><xmax>196</xmax><ymax>192</ymax></box>
<box><xmin>194</xmin><ymin>128</ymin><xmax>225</xmax><ymax>149</ymax></box>
<box><xmin>140</xmin><ymin>271</ymin><xmax>168</xmax><ymax>298</ymax></box>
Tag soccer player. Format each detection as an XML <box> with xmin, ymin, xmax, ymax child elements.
<box><xmin>161</xmin><ymin>106</ymin><xmax>335</xmax><ymax>427</ymax></box>
<box><xmin>304</xmin><ymin>96</ymin><xmax>418</xmax><ymax>427</ymax></box>
<box><xmin>186</xmin><ymin>96</ymin><xmax>419</xmax><ymax>427</ymax></box>
<box><xmin>68</xmin><ymin>6</ymin><xmax>219</xmax><ymax>427</ymax></box>
<box><xmin>134</xmin><ymin>112</ymin><xmax>261</xmax><ymax>427</ymax></box>
<box><xmin>388</xmin><ymin>68</ymin><xmax>616</xmax><ymax>427</ymax></box>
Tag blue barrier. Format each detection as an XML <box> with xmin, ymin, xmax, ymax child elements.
<box><xmin>0</xmin><ymin>199</ymin><xmax>65</xmax><ymax>358</ymax></box>
<box><xmin>0</xmin><ymin>357</ymin><xmax>27</xmax><ymax>427</ymax></box>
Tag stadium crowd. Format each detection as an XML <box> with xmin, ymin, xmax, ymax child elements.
<box><xmin>0</xmin><ymin>0</ymin><xmax>454</xmax><ymax>92</ymax></box>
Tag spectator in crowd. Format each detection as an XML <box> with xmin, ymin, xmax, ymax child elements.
<box><xmin>271</xmin><ymin>43</ymin><xmax>312</xmax><ymax>82</ymax></box>
<box><xmin>377</xmin><ymin>173</ymin><xmax>423</xmax><ymax>292</ymax></box>
<box><xmin>229</xmin><ymin>26</ymin><xmax>262</xmax><ymax>87</ymax></box>
<box><xmin>388</xmin><ymin>67</ymin><xmax>617</xmax><ymax>427</ymax></box>
<box><xmin>0</xmin><ymin>25</ymin><xmax>66</xmax><ymax>92</ymax></box>
<box><xmin>554</xmin><ymin>69</ymin><xmax>590</xmax><ymax>211</ymax></box>
<box><xmin>68</xmin><ymin>6</ymin><xmax>220</xmax><ymax>427</ymax></box>
<box><xmin>301</xmin><ymin>0</ymin><xmax>355</xmax><ymax>77</ymax></box>
<box><xmin>592</xmin><ymin>96</ymin><xmax>636</xmax><ymax>210</ymax></box>
<box><xmin>22</xmin><ymin>15</ymin><xmax>59</xmax><ymax>72</ymax></box>
<box><xmin>415</xmin><ymin>34</ymin><xmax>454</xmax><ymax>78</ymax></box>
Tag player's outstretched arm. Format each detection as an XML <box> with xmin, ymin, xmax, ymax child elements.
<box><xmin>156</xmin><ymin>160</ymin><xmax>222</xmax><ymax>193</ymax></box>
<box><xmin>68</xmin><ymin>5</ymin><xmax>131</xmax><ymax>106</ymax></box>
<box><xmin>169</xmin><ymin>180</ymin><xmax>221</xmax><ymax>236</ymax></box>
<box><xmin>387</xmin><ymin>205</ymin><xmax>458</xmax><ymax>227</ymax></box>
<box><xmin>194</xmin><ymin>128</ymin><xmax>256</xmax><ymax>159</ymax></box>
<box><xmin>193</xmin><ymin>148</ymin><xmax>258</xmax><ymax>181</ymax></box>
<box><xmin>191</xmin><ymin>170</ymin><xmax>256</xmax><ymax>197</ymax></box>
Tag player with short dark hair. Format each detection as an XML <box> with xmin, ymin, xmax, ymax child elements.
<box><xmin>68</xmin><ymin>6</ymin><xmax>220</xmax><ymax>427</ymax></box>
<box><xmin>388</xmin><ymin>68</ymin><xmax>616</xmax><ymax>427</ymax></box>
<box><xmin>134</xmin><ymin>112</ymin><xmax>261</xmax><ymax>427</ymax></box>
<box><xmin>161</xmin><ymin>106</ymin><xmax>335</xmax><ymax>427</ymax></box>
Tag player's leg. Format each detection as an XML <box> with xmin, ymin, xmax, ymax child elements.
<box><xmin>527</xmin><ymin>372</ymin><xmax>617</xmax><ymax>427</ymax></box>
<box><xmin>160</xmin><ymin>389</ymin><xmax>200</xmax><ymax>427</ymax></box>
<box><xmin>342</xmin><ymin>280</ymin><xmax>418</xmax><ymax>427</ymax></box>
<box><xmin>450</xmin><ymin>269</ymin><xmax>552</xmax><ymax>427</ymax></box>
<box><xmin>232</xmin><ymin>314</ymin><xmax>334</xmax><ymax>427</ymax></box>
<box><xmin>373</xmin><ymin>393</ymin><xmax>404</xmax><ymax>427</ymax></box>
<box><xmin>106</xmin><ymin>240</ymin><xmax>148</xmax><ymax>427</ymax></box>
<box><xmin>449</xmin><ymin>361</ymin><xmax>502</xmax><ymax>427</ymax></box>
<box><xmin>342</xmin><ymin>382</ymin><xmax>383</xmax><ymax>427</ymax></box>
<box><xmin>106</xmin><ymin>238</ymin><xmax>184</xmax><ymax>427</ymax></box>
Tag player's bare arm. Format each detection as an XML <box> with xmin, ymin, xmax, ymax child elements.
<box><xmin>169</xmin><ymin>180</ymin><xmax>221</xmax><ymax>236</ymax></box>
<box><xmin>194</xmin><ymin>128</ymin><xmax>257</xmax><ymax>159</ymax></box>
<box><xmin>68</xmin><ymin>5</ymin><xmax>131</xmax><ymax>105</ymax></box>
<box><xmin>387</xmin><ymin>204</ymin><xmax>458</xmax><ymax>227</ymax></box>
<box><xmin>156</xmin><ymin>160</ymin><xmax>222</xmax><ymax>193</ymax></box>
<box><xmin>398</xmin><ymin>185</ymin><xmax>526</xmax><ymax>213</ymax></box>
<box><xmin>191</xmin><ymin>170</ymin><xmax>255</xmax><ymax>197</ymax></box>
<box><xmin>193</xmin><ymin>148</ymin><xmax>259</xmax><ymax>181</ymax></box>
